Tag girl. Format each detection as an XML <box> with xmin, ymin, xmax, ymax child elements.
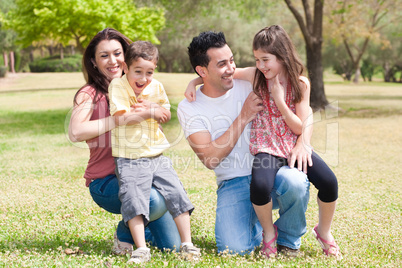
<box><xmin>185</xmin><ymin>25</ymin><xmax>340</xmax><ymax>258</ymax></box>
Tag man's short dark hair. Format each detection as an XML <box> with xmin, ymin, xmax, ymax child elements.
<box><xmin>188</xmin><ymin>31</ymin><xmax>227</xmax><ymax>75</ymax></box>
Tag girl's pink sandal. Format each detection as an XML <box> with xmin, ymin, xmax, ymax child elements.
<box><xmin>261</xmin><ymin>225</ymin><xmax>278</xmax><ymax>258</ymax></box>
<box><xmin>312</xmin><ymin>224</ymin><xmax>341</xmax><ymax>257</ymax></box>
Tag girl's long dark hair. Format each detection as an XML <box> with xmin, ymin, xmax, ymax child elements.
<box><xmin>252</xmin><ymin>25</ymin><xmax>305</xmax><ymax>103</ymax></box>
<box><xmin>73</xmin><ymin>28</ymin><xmax>132</xmax><ymax>105</ymax></box>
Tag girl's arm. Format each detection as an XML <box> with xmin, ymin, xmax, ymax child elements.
<box><xmin>184</xmin><ymin>67</ymin><xmax>257</xmax><ymax>102</ymax></box>
<box><xmin>233</xmin><ymin>67</ymin><xmax>256</xmax><ymax>83</ymax></box>
<box><xmin>271</xmin><ymin>76</ymin><xmax>310</xmax><ymax>135</ymax></box>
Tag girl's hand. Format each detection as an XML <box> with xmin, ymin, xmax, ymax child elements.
<box><xmin>269</xmin><ymin>75</ymin><xmax>285</xmax><ymax>102</ymax></box>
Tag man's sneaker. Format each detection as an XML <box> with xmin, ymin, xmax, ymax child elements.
<box><xmin>111</xmin><ymin>231</ymin><xmax>133</xmax><ymax>256</ymax></box>
<box><xmin>127</xmin><ymin>248</ymin><xmax>151</xmax><ymax>264</ymax></box>
<box><xmin>277</xmin><ymin>245</ymin><xmax>302</xmax><ymax>258</ymax></box>
<box><xmin>180</xmin><ymin>244</ymin><xmax>201</xmax><ymax>261</ymax></box>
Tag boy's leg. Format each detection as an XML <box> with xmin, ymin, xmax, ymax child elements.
<box><xmin>215</xmin><ymin>175</ymin><xmax>262</xmax><ymax>255</ymax></box>
<box><xmin>146</xmin><ymin>211</ymin><xmax>181</xmax><ymax>251</ymax></box>
<box><xmin>271</xmin><ymin>166</ymin><xmax>310</xmax><ymax>249</ymax></box>
<box><xmin>151</xmin><ymin>155</ymin><xmax>194</xmax><ymax>219</ymax></box>
<box><xmin>173</xmin><ymin>211</ymin><xmax>191</xmax><ymax>243</ymax></box>
<box><xmin>128</xmin><ymin>215</ymin><xmax>146</xmax><ymax>248</ymax></box>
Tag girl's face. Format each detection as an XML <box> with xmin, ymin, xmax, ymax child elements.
<box><xmin>92</xmin><ymin>39</ymin><xmax>125</xmax><ymax>82</ymax></box>
<box><xmin>254</xmin><ymin>49</ymin><xmax>285</xmax><ymax>80</ymax></box>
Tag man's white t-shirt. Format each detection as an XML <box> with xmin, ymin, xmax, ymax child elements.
<box><xmin>177</xmin><ymin>79</ymin><xmax>254</xmax><ymax>185</ymax></box>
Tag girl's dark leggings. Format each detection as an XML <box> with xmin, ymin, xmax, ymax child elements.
<box><xmin>250</xmin><ymin>151</ymin><xmax>338</xmax><ymax>205</ymax></box>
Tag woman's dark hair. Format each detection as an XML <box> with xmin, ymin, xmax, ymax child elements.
<box><xmin>253</xmin><ymin>25</ymin><xmax>305</xmax><ymax>103</ymax></box>
<box><xmin>73</xmin><ymin>28</ymin><xmax>132</xmax><ymax>105</ymax></box>
<box><xmin>188</xmin><ymin>31</ymin><xmax>227</xmax><ymax>76</ymax></box>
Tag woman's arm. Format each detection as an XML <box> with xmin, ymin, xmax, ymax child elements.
<box><xmin>68</xmin><ymin>93</ymin><xmax>156</xmax><ymax>143</ymax></box>
<box><xmin>68</xmin><ymin>92</ymin><xmax>116</xmax><ymax>142</ymax></box>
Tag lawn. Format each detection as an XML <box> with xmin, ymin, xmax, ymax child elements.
<box><xmin>0</xmin><ymin>72</ymin><xmax>401</xmax><ymax>267</ymax></box>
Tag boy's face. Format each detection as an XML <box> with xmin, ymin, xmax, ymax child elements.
<box><xmin>124</xmin><ymin>57</ymin><xmax>156</xmax><ymax>96</ymax></box>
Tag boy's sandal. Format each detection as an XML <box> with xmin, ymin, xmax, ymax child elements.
<box><xmin>261</xmin><ymin>225</ymin><xmax>278</xmax><ymax>258</ymax></box>
<box><xmin>312</xmin><ymin>224</ymin><xmax>341</xmax><ymax>257</ymax></box>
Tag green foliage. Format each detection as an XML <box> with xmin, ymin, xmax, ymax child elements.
<box><xmin>360</xmin><ymin>58</ymin><xmax>377</xmax><ymax>82</ymax></box>
<box><xmin>0</xmin><ymin>65</ymin><xmax>6</xmax><ymax>77</ymax></box>
<box><xmin>29</xmin><ymin>55</ymin><xmax>82</xmax><ymax>72</ymax></box>
<box><xmin>6</xmin><ymin>0</ymin><xmax>165</xmax><ymax>52</ymax></box>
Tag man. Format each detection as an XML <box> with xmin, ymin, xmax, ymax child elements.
<box><xmin>177</xmin><ymin>31</ymin><xmax>311</xmax><ymax>256</ymax></box>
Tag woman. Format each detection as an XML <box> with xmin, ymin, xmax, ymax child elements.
<box><xmin>68</xmin><ymin>28</ymin><xmax>181</xmax><ymax>255</ymax></box>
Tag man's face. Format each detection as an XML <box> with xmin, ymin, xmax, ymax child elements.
<box><xmin>203</xmin><ymin>44</ymin><xmax>236</xmax><ymax>95</ymax></box>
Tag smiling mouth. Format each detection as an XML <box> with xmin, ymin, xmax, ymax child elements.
<box><xmin>136</xmin><ymin>82</ymin><xmax>145</xmax><ymax>88</ymax></box>
<box><xmin>107</xmin><ymin>66</ymin><xmax>120</xmax><ymax>72</ymax></box>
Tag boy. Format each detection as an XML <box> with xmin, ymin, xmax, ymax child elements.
<box><xmin>108</xmin><ymin>41</ymin><xmax>200</xmax><ymax>264</ymax></box>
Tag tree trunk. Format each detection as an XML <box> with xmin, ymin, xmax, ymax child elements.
<box><xmin>284</xmin><ymin>0</ymin><xmax>329</xmax><ymax>111</ymax></box>
<box><xmin>3</xmin><ymin>52</ymin><xmax>8</xmax><ymax>68</ymax></box>
<box><xmin>9</xmin><ymin>51</ymin><xmax>15</xmax><ymax>73</ymax></box>
<box><xmin>306</xmin><ymin>43</ymin><xmax>328</xmax><ymax>110</ymax></box>
<box><xmin>48</xmin><ymin>46</ymin><xmax>54</xmax><ymax>56</ymax></box>
<box><xmin>353</xmin><ymin>67</ymin><xmax>360</xmax><ymax>83</ymax></box>
<box><xmin>383</xmin><ymin>62</ymin><xmax>392</xmax><ymax>82</ymax></box>
<box><xmin>60</xmin><ymin>45</ymin><xmax>64</xmax><ymax>60</ymax></box>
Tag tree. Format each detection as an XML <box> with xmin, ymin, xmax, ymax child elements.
<box><xmin>0</xmin><ymin>0</ymin><xmax>17</xmax><ymax>73</ymax></box>
<box><xmin>325</xmin><ymin>0</ymin><xmax>397</xmax><ymax>83</ymax></box>
<box><xmin>284</xmin><ymin>0</ymin><xmax>328</xmax><ymax>110</ymax></box>
<box><xmin>6</xmin><ymin>0</ymin><xmax>165</xmax><ymax>53</ymax></box>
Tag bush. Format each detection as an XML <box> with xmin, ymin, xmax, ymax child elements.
<box><xmin>0</xmin><ymin>66</ymin><xmax>7</xmax><ymax>78</ymax></box>
<box><xmin>29</xmin><ymin>55</ymin><xmax>82</xmax><ymax>72</ymax></box>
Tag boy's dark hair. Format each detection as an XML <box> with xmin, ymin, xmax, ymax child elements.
<box><xmin>125</xmin><ymin>41</ymin><xmax>159</xmax><ymax>68</ymax></box>
<box><xmin>188</xmin><ymin>31</ymin><xmax>227</xmax><ymax>75</ymax></box>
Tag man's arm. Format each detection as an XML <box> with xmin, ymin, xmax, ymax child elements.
<box><xmin>187</xmin><ymin>92</ymin><xmax>263</xmax><ymax>169</ymax></box>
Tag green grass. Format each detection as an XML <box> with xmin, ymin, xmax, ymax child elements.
<box><xmin>0</xmin><ymin>73</ymin><xmax>401</xmax><ymax>267</ymax></box>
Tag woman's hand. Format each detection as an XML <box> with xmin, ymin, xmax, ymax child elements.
<box><xmin>154</xmin><ymin>107</ymin><xmax>170</xmax><ymax>124</ymax></box>
<box><xmin>132</xmin><ymin>99</ymin><xmax>159</xmax><ymax>112</ymax></box>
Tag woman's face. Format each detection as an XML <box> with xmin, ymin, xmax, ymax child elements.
<box><xmin>254</xmin><ymin>49</ymin><xmax>285</xmax><ymax>80</ymax></box>
<box><xmin>92</xmin><ymin>39</ymin><xmax>125</xmax><ymax>82</ymax></box>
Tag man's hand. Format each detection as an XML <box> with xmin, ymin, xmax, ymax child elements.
<box><xmin>240</xmin><ymin>92</ymin><xmax>263</xmax><ymax>124</ymax></box>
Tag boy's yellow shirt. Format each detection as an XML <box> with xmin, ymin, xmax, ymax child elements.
<box><xmin>109</xmin><ymin>75</ymin><xmax>170</xmax><ymax>159</ymax></box>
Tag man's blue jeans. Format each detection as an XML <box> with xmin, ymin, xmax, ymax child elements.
<box><xmin>215</xmin><ymin>166</ymin><xmax>310</xmax><ymax>254</ymax></box>
<box><xmin>89</xmin><ymin>174</ymin><xmax>181</xmax><ymax>250</ymax></box>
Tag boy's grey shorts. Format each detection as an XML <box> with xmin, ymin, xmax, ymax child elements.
<box><xmin>115</xmin><ymin>155</ymin><xmax>194</xmax><ymax>225</ymax></box>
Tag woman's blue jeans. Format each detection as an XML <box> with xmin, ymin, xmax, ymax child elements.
<box><xmin>89</xmin><ymin>174</ymin><xmax>181</xmax><ymax>250</ymax></box>
<box><xmin>215</xmin><ymin>166</ymin><xmax>310</xmax><ymax>254</ymax></box>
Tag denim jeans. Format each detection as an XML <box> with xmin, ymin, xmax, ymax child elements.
<box><xmin>215</xmin><ymin>166</ymin><xmax>310</xmax><ymax>254</ymax></box>
<box><xmin>89</xmin><ymin>174</ymin><xmax>181</xmax><ymax>250</ymax></box>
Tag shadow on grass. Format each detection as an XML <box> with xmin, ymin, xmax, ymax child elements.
<box><xmin>0</xmin><ymin>235</ymin><xmax>218</xmax><ymax>257</ymax></box>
